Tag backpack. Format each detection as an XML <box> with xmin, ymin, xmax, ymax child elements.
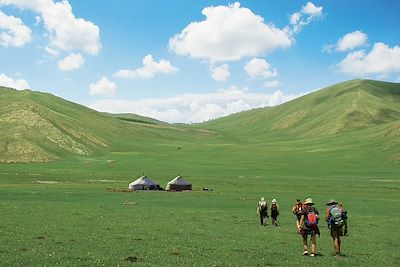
<box><xmin>329</xmin><ymin>205</ymin><xmax>344</xmax><ymax>226</ymax></box>
<box><xmin>259</xmin><ymin>201</ymin><xmax>267</xmax><ymax>211</ymax></box>
<box><xmin>271</xmin><ymin>203</ymin><xmax>278</xmax><ymax>211</ymax></box>
<box><xmin>305</xmin><ymin>211</ymin><xmax>318</xmax><ymax>227</ymax></box>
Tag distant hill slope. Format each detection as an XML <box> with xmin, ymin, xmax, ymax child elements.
<box><xmin>201</xmin><ymin>79</ymin><xmax>400</xmax><ymax>139</ymax></box>
<box><xmin>1</xmin><ymin>79</ymin><xmax>399</xmax><ymax>163</ymax></box>
<box><xmin>104</xmin><ymin>112</ymin><xmax>167</xmax><ymax>125</ymax></box>
<box><xmin>0</xmin><ymin>87</ymin><xmax>211</xmax><ymax>162</ymax></box>
<box><xmin>199</xmin><ymin>79</ymin><xmax>400</xmax><ymax>160</ymax></box>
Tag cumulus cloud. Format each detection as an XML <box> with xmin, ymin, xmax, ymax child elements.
<box><xmin>210</xmin><ymin>64</ymin><xmax>230</xmax><ymax>81</ymax></box>
<box><xmin>337</xmin><ymin>31</ymin><xmax>368</xmax><ymax>52</ymax></box>
<box><xmin>288</xmin><ymin>2</ymin><xmax>323</xmax><ymax>35</ymax></box>
<box><xmin>57</xmin><ymin>53</ymin><xmax>85</xmax><ymax>71</ymax></box>
<box><xmin>244</xmin><ymin>58</ymin><xmax>277</xmax><ymax>79</ymax></box>
<box><xmin>323</xmin><ymin>31</ymin><xmax>368</xmax><ymax>53</ymax></box>
<box><xmin>338</xmin><ymin>42</ymin><xmax>400</xmax><ymax>76</ymax></box>
<box><xmin>0</xmin><ymin>10</ymin><xmax>32</xmax><ymax>47</ymax></box>
<box><xmin>113</xmin><ymin>54</ymin><xmax>178</xmax><ymax>79</ymax></box>
<box><xmin>169</xmin><ymin>2</ymin><xmax>292</xmax><ymax>62</ymax></box>
<box><xmin>1</xmin><ymin>0</ymin><xmax>101</xmax><ymax>69</ymax></box>
<box><xmin>88</xmin><ymin>86</ymin><xmax>300</xmax><ymax>123</ymax></box>
<box><xmin>0</xmin><ymin>73</ymin><xmax>30</xmax><ymax>90</ymax></box>
<box><xmin>89</xmin><ymin>77</ymin><xmax>117</xmax><ymax>97</ymax></box>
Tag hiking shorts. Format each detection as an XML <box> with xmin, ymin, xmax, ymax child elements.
<box><xmin>300</xmin><ymin>225</ymin><xmax>320</xmax><ymax>238</ymax></box>
<box><xmin>330</xmin><ymin>225</ymin><xmax>342</xmax><ymax>238</ymax></box>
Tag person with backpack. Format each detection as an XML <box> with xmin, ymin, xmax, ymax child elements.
<box><xmin>257</xmin><ymin>197</ymin><xmax>268</xmax><ymax>226</ymax></box>
<box><xmin>292</xmin><ymin>199</ymin><xmax>303</xmax><ymax>230</ymax></box>
<box><xmin>270</xmin><ymin>199</ymin><xmax>279</xmax><ymax>226</ymax></box>
<box><xmin>338</xmin><ymin>202</ymin><xmax>348</xmax><ymax>236</ymax></box>
<box><xmin>325</xmin><ymin>198</ymin><xmax>345</xmax><ymax>256</ymax></box>
<box><xmin>298</xmin><ymin>198</ymin><xmax>320</xmax><ymax>257</ymax></box>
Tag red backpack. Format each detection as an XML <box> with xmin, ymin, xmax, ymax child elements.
<box><xmin>306</xmin><ymin>211</ymin><xmax>318</xmax><ymax>226</ymax></box>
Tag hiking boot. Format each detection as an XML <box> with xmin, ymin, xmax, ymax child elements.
<box><xmin>310</xmin><ymin>253</ymin><xmax>316</xmax><ymax>257</ymax></box>
<box><xmin>302</xmin><ymin>251</ymin><xmax>308</xmax><ymax>256</ymax></box>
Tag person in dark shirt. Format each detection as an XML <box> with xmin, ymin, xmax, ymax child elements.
<box><xmin>270</xmin><ymin>198</ymin><xmax>279</xmax><ymax>226</ymax></box>
<box><xmin>292</xmin><ymin>199</ymin><xmax>303</xmax><ymax>230</ymax></box>
<box><xmin>257</xmin><ymin>197</ymin><xmax>268</xmax><ymax>226</ymax></box>
<box><xmin>298</xmin><ymin>198</ymin><xmax>320</xmax><ymax>257</ymax></box>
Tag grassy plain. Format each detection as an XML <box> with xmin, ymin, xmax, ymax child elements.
<box><xmin>1</xmin><ymin>137</ymin><xmax>399</xmax><ymax>266</ymax></box>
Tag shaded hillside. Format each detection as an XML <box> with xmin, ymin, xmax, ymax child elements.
<box><xmin>0</xmin><ymin>87</ymin><xmax>213</xmax><ymax>163</ymax></box>
<box><xmin>104</xmin><ymin>112</ymin><xmax>167</xmax><ymax>125</ymax></box>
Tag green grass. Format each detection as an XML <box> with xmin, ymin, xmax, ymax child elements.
<box><xmin>1</xmin><ymin>79</ymin><xmax>400</xmax><ymax>265</ymax></box>
<box><xmin>0</xmin><ymin>173</ymin><xmax>399</xmax><ymax>266</ymax></box>
<box><xmin>1</xmin><ymin>138</ymin><xmax>399</xmax><ymax>266</ymax></box>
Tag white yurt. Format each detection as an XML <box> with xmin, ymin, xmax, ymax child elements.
<box><xmin>166</xmin><ymin>175</ymin><xmax>192</xmax><ymax>191</ymax></box>
<box><xmin>128</xmin><ymin>176</ymin><xmax>160</xmax><ymax>190</ymax></box>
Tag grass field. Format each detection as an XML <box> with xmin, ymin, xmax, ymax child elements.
<box><xmin>1</xmin><ymin>139</ymin><xmax>399</xmax><ymax>266</ymax></box>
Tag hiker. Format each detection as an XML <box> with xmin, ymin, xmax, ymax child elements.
<box><xmin>257</xmin><ymin>197</ymin><xmax>268</xmax><ymax>226</ymax></box>
<box><xmin>292</xmin><ymin>199</ymin><xmax>303</xmax><ymax>230</ymax></box>
<box><xmin>270</xmin><ymin>198</ymin><xmax>279</xmax><ymax>226</ymax></box>
<box><xmin>298</xmin><ymin>198</ymin><xmax>320</xmax><ymax>257</ymax></box>
<box><xmin>325</xmin><ymin>198</ymin><xmax>345</xmax><ymax>256</ymax></box>
<box><xmin>338</xmin><ymin>202</ymin><xmax>348</xmax><ymax>236</ymax></box>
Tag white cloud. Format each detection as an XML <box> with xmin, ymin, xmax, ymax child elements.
<box><xmin>169</xmin><ymin>2</ymin><xmax>292</xmax><ymax>62</ymax></box>
<box><xmin>0</xmin><ymin>73</ymin><xmax>30</xmax><ymax>90</ymax></box>
<box><xmin>244</xmin><ymin>58</ymin><xmax>277</xmax><ymax>79</ymax></box>
<box><xmin>302</xmin><ymin>2</ymin><xmax>323</xmax><ymax>16</ymax></box>
<box><xmin>323</xmin><ymin>31</ymin><xmax>368</xmax><ymax>53</ymax></box>
<box><xmin>210</xmin><ymin>64</ymin><xmax>230</xmax><ymax>81</ymax></box>
<box><xmin>338</xmin><ymin>42</ymin><xmax>400</xmax><ymax>76</ymax></box>
<box><xmin>57</xmin><ymin>53</ymin><xmax>85</xmax><ymax>71</ymax></box>
<box><xmin>89</xmin><ymin>77</ymin><xmax>117</xmax><ymax>97</ymax></box>
<box><xmin>288</xmin><ymin>2</ymin><xmax>323</xmax><ymax>35</ymax></box>
<box><xmin>113</xmin><ymin>69</ymin><xmax>136</xmax><ymax>79</ymax></box>
<box><xmin>336</xmin><ymin>31</ymin><xmax>368</xmax><ymax>52</ymax></box>
<box><xmin>263</xmin><ymin>80</ymin><xmax>279</xmax><ymax>88</ymax></box>
<box><xmin>1</xmin><ymin>0</ymin><xmax>101</xmax><ymax>56</ymax></box>
<box><xmin>88</xmin><ymin>86</ymin><xmax>300</xmax><ymax>123</ymax></box>
<box><xmin>113</xmin><ymin>54</ymin><xmax>178</xmax><ymax>79</ymax></box>
<box><xmin>0</xmin><ymin>10</ymin><xmax>32</xmax><ymax>47</ymax></box>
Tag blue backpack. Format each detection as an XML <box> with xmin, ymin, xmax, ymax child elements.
<box><xmin>329</xmin><ymin>205</ymin><xmax>344</xmax><ymax>226</ymax></box>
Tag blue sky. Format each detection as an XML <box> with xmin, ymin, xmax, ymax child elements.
<box><xmin>1</xmin><ymin>1</ymin><xmax>399</xmax><ymax>123</ymax></box>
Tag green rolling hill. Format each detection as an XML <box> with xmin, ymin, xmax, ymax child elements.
<box><xmin>201</xmin><ymin>79</ymin><xmax>400</xmax><ymax>138</ymax></box>
<box><xmin>199</xmin><ymin>79</ymin><xmax>400</xmax><ymax>159</ymax></box>
<box><xmin>1</xmin><ymin>79</ymin><xmax>399</xmax><ymax>163</ymax></box>
<box><xmin>0</xmin><ymin>87</ymin><xmax>213</xmax><ymax>163</ymax></box>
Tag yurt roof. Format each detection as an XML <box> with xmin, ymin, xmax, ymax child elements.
<box><xmin>130</xmin><ymin>175</ymin><xmax>159</xmax><ymax>186</ymax></box>
<box><xmin>167</xmin><ymin>175</ymin><xmax>191</xmax><ymax>186</ymax></box>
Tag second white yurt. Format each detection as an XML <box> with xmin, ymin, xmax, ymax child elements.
<box><xmin>166</xmin><ymin>175</ymin><xmax>192</xmax><ymax>191</ymax></box>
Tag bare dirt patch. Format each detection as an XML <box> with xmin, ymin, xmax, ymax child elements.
<box><xmin>35</xmin><ymin>180</ymin><xmax>62</xmax><ymax>184</ymax></box>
